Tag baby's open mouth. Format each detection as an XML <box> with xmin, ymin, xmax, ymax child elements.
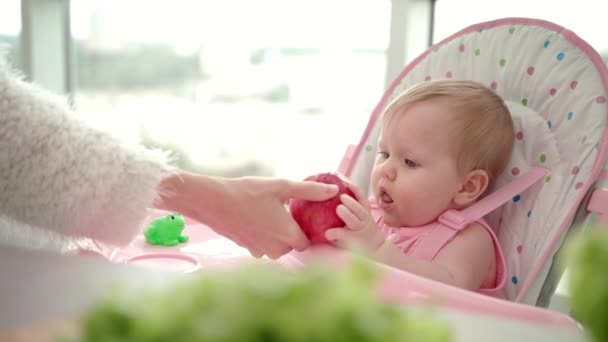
<box><xmin>380</xmin><ymin>190</ymin><xmax>393</xmax><ymax>204</ymax></box>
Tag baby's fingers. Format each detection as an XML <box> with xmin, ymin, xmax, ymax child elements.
<box><xmin>345</xmin><ymin>182</ymin><xmax>371</xmax><ymax>211</ymax></box>
<box><xmin>339</xmin><ymin>195</ymin><xmax>370</xmax><ymax>224</ymax></box>
<box><xmin>337</xmin><ymin>203</ymin><xmax>367</xmax><ymax>231</ymax></box>
<box><xmin>324</xmin><ymin>228</ymin><xmax>351</xmax><ymax>248</ymax></box>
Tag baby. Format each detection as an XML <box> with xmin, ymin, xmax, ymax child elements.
<box><xmin>325</xmin><ymin>79</ymin><xmax>514</xmax><ymax>293</ymax></box>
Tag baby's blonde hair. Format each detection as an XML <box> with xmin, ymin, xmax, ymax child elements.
<box><xmin>383</xmin><ymin>79</ymin><xmax>514</xmax><ymax>182</ymax></box>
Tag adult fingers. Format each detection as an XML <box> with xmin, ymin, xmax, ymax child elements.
<box><xmin>248</xmin><ymin>247</ymin><xmax>265</xmax><ymax>259</ymax></box>
<box><xmin>224</xmin><ymin>229</ymin><xmax>271</xmax><ymax>259</ymax></box>
<box><xmin>243</xmin><ymin>235</ymin><xmax>275</xmax><ymax>259</ymax></box>
<box><xmin>264</xmin><ymin>243</ymin><xmax>293</xmax><ymax>260</ymax></box>
<box><xmin>281</xmin><ymin>180</ymin><xmax>338</xmax><ymax>201</ymax></box>
<box><xmin>282</xmin><ymin>216</ymin><xmax>311</xmax><ymax>252</ymax></box>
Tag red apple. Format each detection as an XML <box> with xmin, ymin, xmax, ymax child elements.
<box><xmin>289</xmin><ymin>172</ymin><xmax>355</xmax><ymax>244</ymax></box>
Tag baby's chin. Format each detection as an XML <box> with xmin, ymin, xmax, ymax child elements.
<box><xmin>381</xmin><ymin>214</ymin><xmax>405</xmax><ymax>228</ymax></box>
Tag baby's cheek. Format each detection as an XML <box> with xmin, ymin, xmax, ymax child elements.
<box><xmin>397</xmin><ymin>188</ymin><xmax>441</xmax><ymax>223</ymax></box>
<box><xmin>396</xmin><ymin>182</ymin><xmax>424</xmax><ymax>202</ymax></box>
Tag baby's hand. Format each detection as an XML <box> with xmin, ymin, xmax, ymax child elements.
<box><xmin>324</xmin><ymin>182</ymin><xmax>385</xmax><ymax>253</ymax></box>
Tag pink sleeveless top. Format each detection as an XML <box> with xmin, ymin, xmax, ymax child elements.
<box><xmin>370</xmin><ymin>200</ymin><xmax>507</xmax><ymax>297</ymax></box>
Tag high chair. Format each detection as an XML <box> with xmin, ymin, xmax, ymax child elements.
<box><xmin>88</xmin><ymin>17</ymin><xmax>608</xmax><ymax>341</ymax></box>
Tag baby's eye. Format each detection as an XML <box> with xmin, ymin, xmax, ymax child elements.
<box><xmin>404</xmin><ymin>159</ymin><xmax>417</xmax><ymax>168</ymax></box>
<box><xmin>377</xmin><ymin>151</ymin><xmax>389</xmax><ymax>159</ymax></box>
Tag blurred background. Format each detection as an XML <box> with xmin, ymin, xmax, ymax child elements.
<box><xmin>1</xmin><ymin>0</ymin><xmax>606</xmax><ymax>180</ymax></box>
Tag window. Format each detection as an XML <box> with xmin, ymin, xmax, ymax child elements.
<box><xmin>433</xmin><ymin>0</ymin><xmax>608</xmax><ymax>61</ymax></box>
<box><xmin>71</xmin><ymin>1</ymin><xmax>391</xmax><ymax>179</ymax></box>
<box><xmin>0</xmin><ymin>0</ymin><xmax>21</xmax><ymax>67</ymax></box>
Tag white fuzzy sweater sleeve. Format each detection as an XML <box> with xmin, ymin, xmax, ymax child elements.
<box><xmin>0</xmin><ymin>58</ymin><xmax>175</xmax><ymax>247</ymax></box>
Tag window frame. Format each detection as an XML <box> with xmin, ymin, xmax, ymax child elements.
<box><xmin>18</xmin><ymin>0</ymin><xmax>433</xmax><ymax>97</ymax></box>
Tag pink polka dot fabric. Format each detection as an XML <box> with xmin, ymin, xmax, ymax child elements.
<box><xmin>345</xmin><ymin>18</ymin><xmax>608</xmax><ymax>304</ymax></box>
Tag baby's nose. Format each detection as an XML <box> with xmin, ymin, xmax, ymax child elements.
<box><xmin>382</xmin><ymin>163</ymin><xmax>397</xmax><ymax>181</ymax></box>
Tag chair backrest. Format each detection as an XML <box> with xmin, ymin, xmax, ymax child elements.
<box><xmin>341</xmin><ymin>18</ymin><xmax>608</xmax><ymax>303</ymax></box>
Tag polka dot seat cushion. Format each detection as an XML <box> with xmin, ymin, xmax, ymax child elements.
<box><xmin>341</xmin><ymin>18</ymin><xmax>608</xmax><ymax>303</ymax></box>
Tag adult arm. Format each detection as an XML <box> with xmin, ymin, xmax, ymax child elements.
<box><xmin>0</xmin><ymin>57</ymin><xmax>339</xmax><ymax>257</ymax></box>
<box><xmin>0</xmin><ymin>57</ymin><xmax>173</xmax><ymax>246</ymax></box>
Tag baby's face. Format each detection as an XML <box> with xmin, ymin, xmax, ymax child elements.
<box><xmin>371</xmin><ymin>98</ymin><xmax>465</xmax><ymax>227</ymax></box>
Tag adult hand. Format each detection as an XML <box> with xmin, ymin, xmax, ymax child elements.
<box><xmin>157</xmin><ymin>171</ymin><xmax>338</xmax><ymax>259</ymax></box>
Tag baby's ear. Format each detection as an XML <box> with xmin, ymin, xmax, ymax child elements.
<box><xmin>453</xmin><ymin>169</ymin><xmax>489</xmax><ymax>207</ymax></box>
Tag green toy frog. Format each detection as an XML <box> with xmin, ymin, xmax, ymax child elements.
<box><xmin>144</xmin><ymin>212</ymin><xmax>189</xmax><ymax>246</ymax></box>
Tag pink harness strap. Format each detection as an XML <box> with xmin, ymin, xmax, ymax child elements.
<box><xmin>409</xmin><ymin>168</ymin><xmax>548</xmax><ymax>261</ymax></box>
